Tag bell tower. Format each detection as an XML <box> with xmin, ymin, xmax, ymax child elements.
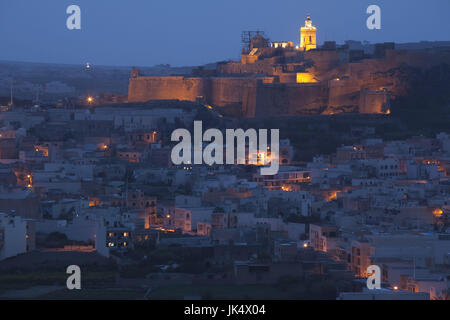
<box><xmin>300</xmin><ymin>15</ymin><xmax>317</xmax><ymax>51</ymax></box>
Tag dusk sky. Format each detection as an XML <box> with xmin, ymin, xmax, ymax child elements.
<box><xmin>0</xmin><ymin>0</ymin><xmax>449</xmax><ymax>67</ymax></box>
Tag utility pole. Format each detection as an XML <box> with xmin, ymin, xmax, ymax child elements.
<box><xmin>9</xmin><ymin>80</ymin><xmax>14</xmax><ymax>108</ymax></box>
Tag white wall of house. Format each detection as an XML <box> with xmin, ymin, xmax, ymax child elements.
<box><xmin>0</xmin><ymin>214</ymin><xmax>27</xmax><ymax>261</ymax></box>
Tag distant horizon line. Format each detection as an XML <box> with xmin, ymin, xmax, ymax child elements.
<box><xmin>1</xmin><ymin>39</ymin><xmax>450</xmax><ymax>69</ymax></box>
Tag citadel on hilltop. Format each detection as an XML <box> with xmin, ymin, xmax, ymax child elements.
<box><xmin>128</xmin><ymin>15</ymin><xmax>450</xmax><ymax>117</ymax></box>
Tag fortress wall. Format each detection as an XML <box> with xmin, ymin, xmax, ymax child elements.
<box><xmin>251</xmin><ymin>83</ymin><xmax>326</xmax><ymax>117</ymax></box>
<box><xmin>207</xmin><ymin>78</ymin><xmax>253</xmax><ymax>107</ymax></box>
<box><xmin>306</xmin><ymin>50</ymin><xmax>342</xmax><ymax>73</ymax></box>
<box><xmin>128</xmin><ymin>75</ymin><xmax>261</xmax><ymax>111</ymax></box>
<box><xmin>254</xmin><ymin>84</ymin><xmax>290</xmax><ymax>116</ymax></box>
<box><xmin>345</xmin><ymin>60</ymin><xmax>388</xmax><ymax>81</ymax></box>
<box><xmin>351</xmin><ymin>49</ymin><xmax>449</xmax><ymax>77</ymax></box>
<box><xmin>359</xmin><ymin>90</ymin><xmax>389</xmax><ymax>114</ymax></box>
<box><xmin>328</xmin><ymin>77</ymin><xmax>389</xmax><ymax>114</ymax></box>
<box><xmin>242</xmin><ymin>82</ymin><xmax>258</xmax><ymax>118</ymax></box>
<box><xmin>330</xmin><ymin>60</ymin><xmax>399</xmax><ymax>93</ymax></box>
<box><xmin>217</xmin><ymin>59</ymin><xmax>275</xmax><ymax>75</ymax></box>
<box><xmin>285</xmin><ymin>84</ymin><xmax>328</xmax><ymax>114</ymax></box>
<box><xmin>345</xmin><ymin>59</ymin><xmax>413</xmax><ymax>96</ymax></box>
<box><xmin>277</xmin><ymin>73</ymin><xmax>297</xmax><ymax>83</ymax></box>
<box><xmin>328</xmin><ymin>78</ymin><xmax>361</xmax><ymax>108</ymax></box>
<box><xmin>128</xmin><ymin>47</ymin><xmax>450</xmax><ymax>117</ymax></box>
<box><xmin>217</xmin><ymin>62</ymin><xmax>242</xmax><ymax>74</ymax></box>
<box><xmin>128</xmin><ymin>76</ymin><xmax>205</xmax><ymax>103</ymax></box>
<box><xmin>385</xmin><ymin>50</ymin><xmax>437</xmax><ymax>70</ymax></box>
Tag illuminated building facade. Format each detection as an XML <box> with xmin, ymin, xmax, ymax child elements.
<box><xmin>272</xmin><ymin>41</ymin><xmax>294</xmax><ymax>49</ymax></box>
<box><xmin>300</xmin><ymin>15</ymin><xmax>317</xmax><ymax>51</ymax></box>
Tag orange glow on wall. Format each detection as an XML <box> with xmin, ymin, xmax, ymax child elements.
<box><xmin>248</xmin><ymin>150</ymin><xmax>272</xmax><ymax>166</ymax></box>
<box><xmin>433</xmin><ymin>208</ymin><xmax>443</xmax><ymax>217</ymax></box>
<box><xmin>296</xmin><ymin>73</ymin><xmax>318</xmax><ymax>83</ymax></box>
<box><xmin>281</xmin><ymin>185</ymin><xmax>293</xmax><ymax>192</ymax></box>
<box><xmin>34</xmin><ymin>145</ymin><xmax>49</xmax><ymax>157</ymax></box>
<box><xmin>324</xmin><ymin>191</ymin><xmax>338</xmax><ymax>202</ymax></box>
<box><xmin>89</xmin><ymin>197</ymin><xmax>102</xmax><ymax>207</ymax></box>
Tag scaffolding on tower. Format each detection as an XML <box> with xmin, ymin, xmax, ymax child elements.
<box><xmin>241</xmin><ymin>30</ymin><xmax>267</xmax><ymax>53</ymax></box>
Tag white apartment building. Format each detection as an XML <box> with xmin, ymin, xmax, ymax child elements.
<box><xmin>0</xmin><ymin>213</ymin><xmax>27</xmax><ymax>261</ymax></box>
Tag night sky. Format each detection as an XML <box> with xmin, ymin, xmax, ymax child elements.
<box><xmin>0</xmin><ymin>0</ymin><xmax>449</xmax><ymax>67</ymax></box>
